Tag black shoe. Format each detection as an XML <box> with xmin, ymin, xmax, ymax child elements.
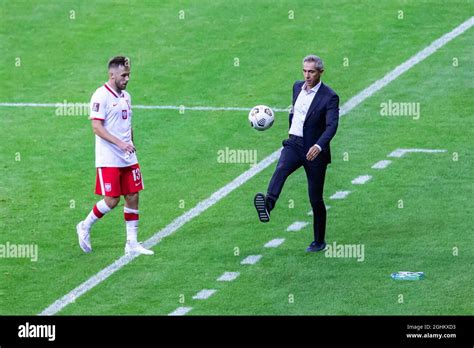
<box><xmin>254</xmin><ymin>193</ymin><xmax>270</xmax><ymax>223</ymax></box>
<box><xmin>306</xmin><ymin>241</ymin><xmax>326</xmax><ymax>252</ymax></box>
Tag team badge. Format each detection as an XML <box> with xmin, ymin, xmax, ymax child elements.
<box><xmin>93</xmin><ymin>103</ymin><xmax>100</xmax><ymax>112</ymax></box>
<box><xmin>105</xmin><ymin>183</ymin><xmax>112</xmax><ymax>192</ymax></box>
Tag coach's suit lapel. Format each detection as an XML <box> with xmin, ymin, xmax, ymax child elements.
<box><xmin>304</xmin><ymin>83</ymin><xmax>325</xmax><ymax>125</ymax></box>
<box><xmin>293</xmin><ymin>81</ymin><xmax>304</xmax><ymax>104</ymax></box>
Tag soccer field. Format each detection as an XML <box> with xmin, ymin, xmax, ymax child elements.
<box><xmin>0</xmin><ymin>0</ymin><xmax>473</xmax><ymax>316</ymax></box>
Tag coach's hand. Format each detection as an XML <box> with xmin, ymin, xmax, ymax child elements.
<box><xmin>306</xmin><ymin>145</ymin><xmax>320</xmax><ymax>161</ymax></box>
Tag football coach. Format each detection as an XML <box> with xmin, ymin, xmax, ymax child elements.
<box><xmin>254</xmin><ymin>54</ymin><xmax>340</xmax><ymax>252</ymax></box>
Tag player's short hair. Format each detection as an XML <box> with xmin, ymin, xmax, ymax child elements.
<box><xmin>303</xmin><ymin>55</ymin><xmax>324</xmax><ymax>71</ymax></box>
<box><xmin>108</xmin><ymin>56</ymin><xmax>130</xmax><ymax>70</ymax></box>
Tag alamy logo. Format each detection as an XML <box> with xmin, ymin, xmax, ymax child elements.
<box><xmin>55</xmin><ymin>100</ymin><xmax>89</xmax><ymax>116</ymax></box>
<box><xmin>0</xmin><ymin>242</ymin><xmax>38</xmax><ymax>262</ymax></box>
<box><xmin>324</xmin><ymin>242</ymin><xmax>365</xmax><ymax>262</ymax></box>
<box><xmin>380</xmin><ymin>99</ymin><xmax>420</xmax><ymax>120</ymax></box>
<box><xmin>217</xmin><ymin>147</ymin><xmax>257</xmax><ymax>167</ymax></box>
<box><xmin>18</xmin><ymin>322</ymin><xmax>55</xmax><ymax>341</ymax></box>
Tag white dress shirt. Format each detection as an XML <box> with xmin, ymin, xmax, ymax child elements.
<box><xmin>289</xmin><ymin>81</ymin><xmax>322</xmax><ymax>151</ymax></box>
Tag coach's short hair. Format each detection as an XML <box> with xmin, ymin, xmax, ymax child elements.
<box><xmin>303</xmin><ymin>55</ymin><xmax>324</xmax><ymax>71</ymax></box>
<box><xmin>108</xmin><ymin>56</ymin><xmax>130</xmax><ymax>70</ymax></box>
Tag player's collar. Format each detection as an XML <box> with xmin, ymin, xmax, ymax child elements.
<box><xmin>104</xmin><ymin>83</ymin><xmax>124</xmax><ymax>98</ymax></box>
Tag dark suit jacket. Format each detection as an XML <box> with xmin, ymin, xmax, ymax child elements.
<box><xmin>289</xmin><ymin>80</ymin><xmax>339</xmax><ymax>164</ymax></box>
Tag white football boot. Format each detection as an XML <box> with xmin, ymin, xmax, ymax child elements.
<box><xmin>125</xmin><ymin>241</ymin><xmax>154</xmax><ymax>256</ymax></box>
<box><xmin>76</xmin><ymin>221</ymin><xmax>92</xmax><ymax>253</ymax></box>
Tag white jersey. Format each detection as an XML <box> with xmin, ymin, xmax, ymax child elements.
<box><xmin>89</xmin><ymin>83</ymin><xmax>138</xmax><ymax>168</ymax></box>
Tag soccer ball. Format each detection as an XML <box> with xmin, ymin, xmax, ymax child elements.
<box><xmin>248</xmin><ymin>105</ymin><xmax>274</xmax><ymax>131</ymax></box>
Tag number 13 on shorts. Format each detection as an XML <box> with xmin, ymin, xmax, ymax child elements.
<box><xmin>132</xmin><ymin>168</ymin><xmax>141</xmax><ymax>182</ymax></box>
<box><xmin>95</xmin><ymin>164</ymin><xmax>144</xmax><ymax>196</ymax></box>
<box><xmin>128</xmin><ymin>164</ymin><xmax>144</xmax><ymax>191</ymax></box>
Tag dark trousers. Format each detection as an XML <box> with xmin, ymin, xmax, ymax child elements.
<box><xmin>267</xmin><ymin>135</ymin><xmax>328</xmax><ymax>244</ymax></box>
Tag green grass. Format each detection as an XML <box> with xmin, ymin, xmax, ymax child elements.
<box><xmin>0</xmin><ymin>0</ymin><xmax>472</xmax><ymax>315</ymax></box>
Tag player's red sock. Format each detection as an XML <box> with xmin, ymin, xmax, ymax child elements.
<box><xmin>83</xmin><ymin>199</ymin><xmax>112</xmax><ymax>229</ymax></box>
<box><xmin>124</xmin><ymin>207</ymin><xmax>139</xmax><ymax>243</ymax></box>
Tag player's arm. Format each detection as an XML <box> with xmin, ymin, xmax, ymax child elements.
<box><xmin>92</xmin><ymin>120</ymin><xmax>135</xmax><ymax>154</ymax></box>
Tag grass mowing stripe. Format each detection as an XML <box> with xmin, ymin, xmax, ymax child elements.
<box><xmin>38</xmin><ymin>17</ymin><xmax>472</xmax><ymax>315</ymax></box>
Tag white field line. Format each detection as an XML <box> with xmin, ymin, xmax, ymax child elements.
<box><xmin>330</xmin><ymin>191</ymin><xmax>351</xmax><ymax>200</ymax></box>
<box><xmin>264</xmin><ymin>238</ymin><xmax>285</xmax><ymax>248</ymax></box>
<box><xmin>372</xmin><ymin>160</ymin><xmax>392</xmax><ymax>169</ymax></box>
<box><xmin>38</xmin><ymin>17</ymin><xmax>473</xmax><ymax>316</ymax></box>
<box><xmin>339</xmin><ymin>16</ymin><xmax>474</xmax><ymax>116</ymax></box>
<box><xmin>286</xmin><ymin>221</ymin><xmax>309</xmax><ymax>232</ymax></box>
<box><xmin>388</xmin><ymin>148</ymin><xmax>447</xmax><ymax>158</ymax></box>
<box><xmin>39</xmin><ymin>150</ymin><xmax>281</xmax><ymax>316</ymax></box>
<box><xmin>241</xmin><ymin>255</ymin><xmax>262</xmax><ymax>265</ymax></box>
<box><xmin>192</xmin><ymin>289</ymin><xmax>217</xmax><ymax>300</ymax></box>
<box><xmin>6</xmin><ymin>17</ymin><xmax>474</xmax><ymax>115</ymax></box>
<box><xmin>168</xmin><ymin>307</ymin><xmax>193</xmax><ymax>316</ymax></box>
<box><xmin>217</xmin><ymin>272</ymin><xmax>240</xmax><ymax>282</ymax></box>
<box><xmin>351</xmin><ymin>175</ymin><xmax>372</xmax><ymax>185</ymax></box>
